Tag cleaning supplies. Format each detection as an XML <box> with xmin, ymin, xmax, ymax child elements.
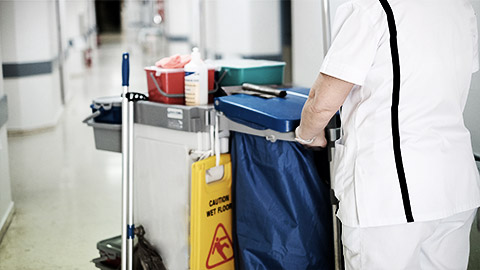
<box><xmin>184</xmin><ymin>48</ymin><xmax>208</xmax><ymax>106</ymax></box>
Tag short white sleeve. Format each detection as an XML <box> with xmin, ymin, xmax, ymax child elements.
<box><xmin>320</xmin><ymin>3</ymin><xmax>381</xmax><ymax>85</ymax></box>
<box><xmin>471</xmin><ymin>10</ymin><xmax>479</xmax><ymax>73</ymax></box>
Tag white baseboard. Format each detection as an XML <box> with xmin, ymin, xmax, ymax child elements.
<box><xmin>0</xmin><ymin>202</ymin><xmax>15</xmax><ymax>244</ymax></box>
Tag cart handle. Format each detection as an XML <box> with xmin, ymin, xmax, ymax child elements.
<box><xmin>82</xmin><ymin>110</ymin><xmax>102</xmax><ymax>123</ymax></box>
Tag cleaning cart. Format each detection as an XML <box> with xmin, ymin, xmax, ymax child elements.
<box><xmin>86</xmin><ymin>93</ymin><xmax>343</xmax><ymax>269</ymax></box>
<box><xmin>86</xmin><ymin>50</ymin><xmax>234</xmax><ymax>269</ymax></box>
<box><xmin>214</xmin><ymin>87</ymin><xmax>337</xmax><ymax>269</ymax></box>
<box><xmin>86</xmin><ymin>51</ymin><xmax>343</xmax><ymax>269</ymax></box>
<box><xmin>87</xmin><ymin>100</ymin><xmax>232</xmax><ymax>270</ymax></box>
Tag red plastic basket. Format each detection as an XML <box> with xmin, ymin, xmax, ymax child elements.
<box><xmin>145</xmin><ymin>67</ymin><xmax>216</xmax><ymax>105</ymax></box>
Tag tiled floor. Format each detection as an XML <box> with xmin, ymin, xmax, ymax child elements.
<box><xmin>1</xmin><ymin>33</ymin><xmax>480</xmax><ymax>270</ymax></box>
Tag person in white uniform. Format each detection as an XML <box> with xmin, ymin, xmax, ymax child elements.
<box><xmin>295</xmin><ymin>0</ymin><xmax>480</xmax><ymax>269</ymax></box>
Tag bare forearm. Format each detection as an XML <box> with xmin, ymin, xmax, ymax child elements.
<box><xmin>300</xmin><ymin>99</ymin><xmax>336</xmax><ymax>140</ymax></box>
<box><xmin>297</xmin><ymin>73</ymin><xmax>354</xmax><ymax>147</ymax></box>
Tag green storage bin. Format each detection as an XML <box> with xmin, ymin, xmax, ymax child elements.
<box><xmin>213</xmin><ymin>59</ymin><xmax>285</xmax><ymax>86</ymax></box>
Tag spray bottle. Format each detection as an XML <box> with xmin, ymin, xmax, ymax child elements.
<box><xmin>184</xmin><ymin>47</ymin><xmax>208</xmax><ymax>106</ymax></box>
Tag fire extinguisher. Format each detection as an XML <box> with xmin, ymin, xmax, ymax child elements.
<box><xmin>84</xmin><ymin>48</ymin><xmax>92</xmax><ymax>67</ymax></box>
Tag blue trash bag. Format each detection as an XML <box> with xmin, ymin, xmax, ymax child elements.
<box><xmin>230</xmin><ymin>132</ymin><xmax>334</xmax><ymax>270</ymax></box>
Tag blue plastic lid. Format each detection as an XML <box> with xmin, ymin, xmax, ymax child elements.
<box><xmin>214</xmin><ymin>87</ymin><xmax>310</xmax><ymax>133</ymax></box>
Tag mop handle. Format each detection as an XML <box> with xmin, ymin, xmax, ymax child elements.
<box><xmin>122</xmin><ymin>53</ymin><xmax>129</xmax><ymax>86</ymax></box>
<box><xmin>121</xmin><ymin>52</ymin><xmax>131</xmax><ymax>270</ymax></box>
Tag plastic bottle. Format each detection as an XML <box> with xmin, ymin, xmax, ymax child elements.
<box><xmin>184</xmin><ymin>47</ymin><xmax>208</xmax><ymax>106</ymax></box>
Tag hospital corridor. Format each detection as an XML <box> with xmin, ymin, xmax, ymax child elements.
<box><xmin>1</xmin><ymin>1</ymin><xmax>480</xmax><ymax>270</ymax></box>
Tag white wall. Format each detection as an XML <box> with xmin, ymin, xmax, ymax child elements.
<box><xmin>209</xmin><ymin>0</ymin><xmax>281</xmax><ymax>59</ymax></box>
<box><xmin>65</xmin><ymin>0</ymin><xmax>90</xmax><ymax>74</ymax></box>
<box><xmin>0</xmin><ymin>24</ymin><xmax>14</xmax><ymax>243</ymax></box>
<box><xmin>291</xmin><ymin>0</ymin><xmax>346</xmax><ymax>87</ymax></box>
<box><xmin>0</xmin><ymin>1</ymin><xmax>63</xmax><ymax>132</ymax></box>
<box><xmin>165</xmin><ymin>0</ymin><xmax>192</xmax><ymax>55</ymax></box>
<box><xmin>292</xmin><ymin>0</ymin><xmax>325</xmax><ymax>87</ymax></box>
<box><xmin>0</xmin><ymin>125</ymin><xmax>13</xmax><ymax>240</ymax></box>
<box><xmin>3</xmin><ymin>73</ymin><xmax>62</xmax><ymax>131</ymax></box>
<box><xmin>164</xmin><ymin>0</ymin><xmax>281</xmax><ymax>59</ymax></box>
<box><xmin>157</xmin><ymin>0</ymin><xmax>282</xmax><ymax>59</ymax></box>
<box><xmin>62</xmin><ymin>0</ymin><xmax>97</xmax><ymax>102</ymax></box>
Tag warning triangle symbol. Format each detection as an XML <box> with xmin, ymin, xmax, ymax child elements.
<box><xmin>206</xmin><ymin>223</ymin><xmax>234</xmax><ymax>269</ymax></box>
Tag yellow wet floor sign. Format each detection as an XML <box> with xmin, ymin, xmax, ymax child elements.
<box><xmin>191</xmin><ymin>154</ymin><xmax>235</xmax><ymax>270</ymax></box>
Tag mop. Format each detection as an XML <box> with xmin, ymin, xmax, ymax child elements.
<box><xmin>121</xmin><ymin>52</ymin><xmax>133</xmax><ymax>270</ymax></box>
<box><xmin>121</xmin><ymin>53</ymin><xmax>160</xmax><ymax>270</ymax></box>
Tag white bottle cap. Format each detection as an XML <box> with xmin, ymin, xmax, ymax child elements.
<box><xmin>192</xmin><ymin>47</ymin><xmax>201</xmax><ymax>61</ymax></box>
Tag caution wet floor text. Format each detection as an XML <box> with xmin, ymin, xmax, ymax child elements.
<box><xmin>191</xmin><ymin>154</ymin><xmax>234</xmax><ymax>270</ymax></box>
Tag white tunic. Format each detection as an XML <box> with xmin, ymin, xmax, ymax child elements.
<box><xmin>321</xmin><ymin>0</ymin><xmax>480</xmax><ymax>227</ymax></box>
